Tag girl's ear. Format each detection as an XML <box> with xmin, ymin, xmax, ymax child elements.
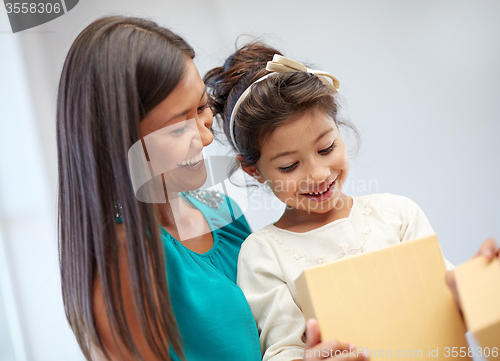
<box><xmin>236</xmin><ymin>154</ymin><xmax>266</xmax><ymax>184</ymax></box>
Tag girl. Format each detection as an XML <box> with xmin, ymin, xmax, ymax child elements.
<box><xmin>57</xmin><ymin>16</ymin><xmax>357</xmax><ymax>361</ymax></box>
<box><xmin>204</xmin><ymin>42</ymin><xmax>474</xmax><ymax>361</ymax></box>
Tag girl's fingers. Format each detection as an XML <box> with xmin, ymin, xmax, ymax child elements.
<box><xmin>474</xmin><ymin>238</ymin><xmax>497</xmax><ymax>260</ymax></box>
<box><xmin>305</xmin><ymin>318</ymin><xmax>321</xmax><ymax>349</ymax></box>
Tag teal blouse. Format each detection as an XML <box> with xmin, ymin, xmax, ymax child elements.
<box><xmin>117</xmin><ymin>192</ymin><xmax>261</xmax><ymax>361</ymax></box>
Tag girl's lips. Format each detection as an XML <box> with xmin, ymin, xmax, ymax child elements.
<box><xmin>300</xmin><ymin>179</ymin><xmax>336</xmax><ymax>202</ymax></box>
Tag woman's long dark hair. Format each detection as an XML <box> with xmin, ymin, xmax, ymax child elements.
<box><xmin>57</xmin><ymin>16</ymin><xmax>194</xmax><ymax>360</ymax></box>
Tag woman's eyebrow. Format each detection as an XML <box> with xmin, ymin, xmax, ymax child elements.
<box><xmin>197</xmin><ymin>85</ymin><xmax>207</xmax><ymax>102</ymax></box>
<box><xmin>269</xmin><ymin>128</ymin><xmax>334</xmax><ymax>161</ymax></box>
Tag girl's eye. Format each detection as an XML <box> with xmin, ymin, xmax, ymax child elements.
<box><xmin>279</xmin><ymin>162</ymin><xmax>298</xmax><ymax>173</ymax></box>
<box><xmin>319</xmin><ymin>141</ymin><xmax>336</xmax><ymax>155</ymax></box>
<box><xmin>197</xmin><ymin>101</ymin><xmax>210</xmax><ymax>113</ymax></box>
<box><xmin>171</xmin><ymin>125</ymin><xmax>188</xmax><ymax>136</ymax></box>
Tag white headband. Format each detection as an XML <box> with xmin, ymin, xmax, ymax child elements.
<box><xmin>229</xmin><ymin>54</ymin><xmax>340</xmax><ymax>154</ymax></box>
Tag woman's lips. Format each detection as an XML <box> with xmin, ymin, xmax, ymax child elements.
<box><xmin>177</xmin><ymin>158</ymin><xmax>204</xmax><ymax>171</ymax></box>
<box><xmin>177</xmin><ymin>152</ymin><xmax>205</xmax><ymax>172</ymax></box>
<box><xmin>300</xmin><ymin>179</ymin><xmax>336</xmax><ymax>202</ymax></box>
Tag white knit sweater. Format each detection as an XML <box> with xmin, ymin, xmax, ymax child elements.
<box><xmin>237</xmin><ymin>193</ymin><xmax>454</xmax><ymax>361</ymax></box>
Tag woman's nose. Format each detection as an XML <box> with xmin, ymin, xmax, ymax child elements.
<box><xmin>196</xmin><ymin>111</ymin><xmax>214</xmax><ymax>147</ymax></box>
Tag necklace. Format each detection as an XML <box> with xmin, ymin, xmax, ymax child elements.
<box><xmin>183</xmin><ymin>189</ymin><xmax>224</xmax><ymax>209</ymax></box>
<box><xmin>114</xmin><ymin>189</ymin><xmax>224</xmax><ymax>219</ymax></box>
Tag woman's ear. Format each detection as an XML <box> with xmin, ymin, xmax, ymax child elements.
<box><xmin>236</xmin><ymin>154</ymin><xmax>266</xmax><ymax>184</ymax></box>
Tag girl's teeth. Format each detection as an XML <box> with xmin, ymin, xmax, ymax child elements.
<box><xmin>304</xmin><ymin>179</ymin><xmax>336</xmax><ymax>196</ymax></box>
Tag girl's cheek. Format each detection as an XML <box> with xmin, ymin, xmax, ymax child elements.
<box><xmin>333</xmin><ymin>149</ymin><xmax>349</xmax><ymax>168</ymax></box>
<box><xmin>342</xmin><ymin>153</ymin><xmax>350</xmax><ymax>172</ymax></box>
<box><xmin>341</xmin><ymin>146</ymin><xmax>350</xmax><ymax>163</ymax></box>
<box><xmin>267</xmin><ymin>177</ymin><xmax>290</xmax><ymax>197</ymax></box>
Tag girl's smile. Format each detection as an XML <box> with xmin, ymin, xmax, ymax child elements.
<box><xmin>300</xmin><ymin>177</ymin><xmax>337</xmax><ymax>201</ymax></box>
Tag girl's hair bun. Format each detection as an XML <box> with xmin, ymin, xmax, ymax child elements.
<box><xmin>204</xmin><ymin>42</ymin><xmax>282</xmax><ymax>141</ymax></box>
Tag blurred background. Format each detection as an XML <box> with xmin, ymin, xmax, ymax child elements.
<box><xmin>0</xmin><ymin>0</ymin><xmax>499</xmax><ymax>360</ymax></box>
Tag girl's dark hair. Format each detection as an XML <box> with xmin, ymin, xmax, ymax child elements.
<box><xmin>57</xmin><ymin>16</ymin><xmax>194</xmax><ymax>360</ymax></box>
<box><xmin>204</xmin><ymin>42</ymin><xmax>357</xmax><ymax>173</ymax></box>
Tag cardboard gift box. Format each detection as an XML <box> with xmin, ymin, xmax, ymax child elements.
<box><xmin>454</xmin><ymin>255</ymin><xmax>500</xmax><ymax>360</ymax></box>
<box><xmin>295</xmin><ymin>235</ymin><xmax>470</xmax><ymax>360</ymax></box>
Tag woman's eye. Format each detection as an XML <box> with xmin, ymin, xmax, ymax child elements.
<box><xmin>171</xmin><ymin>125</ymin><xmax>188</xmax><ymax>136</ymax></box>
<box><xmin>318</xmin><ymin>141</ymin><xmax>336</xmax><ymax>155</ymax></box>
<box><xmin>279</xmin><ymin>162</ymin><xmax>298</xmax><ymax>173</ymax></box>
<box><xmin>197</xmin><ymin>101</ymin><xmax>209</xmax><ymax>113</ymax></box>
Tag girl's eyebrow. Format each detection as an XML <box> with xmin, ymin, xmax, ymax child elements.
<box><xmin>269</xmin><ymin>128</ymin><xmax>334</xmax><ymax>161</ymax></box>
<box><xmin>270</xmin><ymin>150</ymin><xmax>297</xmax><ymax>161</ymax></box>
<box><xmin>315</xmin><ymin>128</ymin><xmax>334</xmax><ymax>142</ymax></box>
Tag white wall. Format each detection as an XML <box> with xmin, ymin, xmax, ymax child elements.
<box><xmin>0</xmin><ymin>8</ymin><xmax>84</xmax><ymax>361</ymax></box>
<box><xmin>1</xmin><ymin>1</ymin><xmax>499</xmax><ymax>360</ymax></box>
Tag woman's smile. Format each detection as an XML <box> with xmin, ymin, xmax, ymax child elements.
<box><xmin>177</xmin><ymin>151</ymin><xmax>204</xmax><ymax>170</ymax></box>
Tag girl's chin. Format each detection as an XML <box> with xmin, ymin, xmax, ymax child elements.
<box><xmin>293</xmin><ymin>194</ymin><xmax>344</xmax><ymax>213</ymax></box>
<box><xmin>301</xmin><ymin>205</ymin><xmax>338</xmax><ymax>214</ymax></box>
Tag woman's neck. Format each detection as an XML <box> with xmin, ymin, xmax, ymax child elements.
<box><xmin>154</xmin><ymin>191</ymin><xmax>182</xmax><ymax>225</ymax></box>
<box><xmin>154</xmin><ymin>190</ymin><xmax>212</xmax><ymax>243</ymax></box>
<box><xmin>275</xmin><ymin>192</ymin><xmax>353</xmax><ymax>233</ymax></box>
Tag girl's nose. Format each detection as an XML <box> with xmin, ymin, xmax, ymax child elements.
<box><xmin>307</xmin><ymin>158</ymin><xmax>330</xmax><ymax>183</ymax></box>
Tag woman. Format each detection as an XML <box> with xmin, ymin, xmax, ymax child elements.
<box><xmin>57</xmin><ymin>16</ymin><xmax>359</xmax><ymax>361</ymax></box>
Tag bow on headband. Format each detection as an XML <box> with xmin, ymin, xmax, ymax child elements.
<box><xmin>229</xmin><ymin>54</ymin><xmax>340</xmax><ymax>153</ymax></box>
<box><xmin>266</xmin><ymin>54</ymin><xmax>340</xmax><ymax>92</ymax></box>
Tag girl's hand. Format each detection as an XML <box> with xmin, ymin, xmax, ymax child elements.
<box><xmin>302</xmin><ymin>318</ymin><xmax>369</xmax><ymax>360</ymax></box>
<box><xmin>446</xmin><ymin>238</ymin><xmax>499</xmax><ymax>310</ymax></box>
